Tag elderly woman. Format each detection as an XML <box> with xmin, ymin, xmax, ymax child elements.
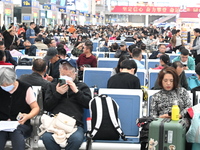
<box><xmin>150</xmin><ymin>67</ymin><xmax>191</xmax><ymax>118</ymax></box>
<box><xmin>0</xmin><ymin>67</ymin><xmax>40</xmax><ymax>150</ymax></box>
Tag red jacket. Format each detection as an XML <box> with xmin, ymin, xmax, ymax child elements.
<box><xmin>0</xmin><ymin>61</ymin><xmax>12</xmax><ymax>65</ymax></box>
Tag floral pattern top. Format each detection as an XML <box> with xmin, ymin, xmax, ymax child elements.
<box><xmin>150</xmin><ymin>87</ymin><xmax>192</xmax><ymax>118</ymax></box>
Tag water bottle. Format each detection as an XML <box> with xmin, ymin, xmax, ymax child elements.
<box><xmin>93</xmin><ymin>85</ymin><xmax>99</xmax><ymax>97</ymax></box>
<box><xmin>171</xmin><ymin>100</ymin><xmax>180</xmax><ymax>121</ymax></box>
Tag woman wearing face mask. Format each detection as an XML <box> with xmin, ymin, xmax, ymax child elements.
<box><xmin>0</xmin><ymin>67</ymin><xmax>40</xmax><ymax>150</ymax></box>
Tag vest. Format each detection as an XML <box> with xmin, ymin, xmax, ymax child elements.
<box><xmin>0</xmin><ymin>80</ymin><xmax>32</xmax><ymax>124</ymax></box>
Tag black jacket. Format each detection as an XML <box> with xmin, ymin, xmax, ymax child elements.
<box><xmin>46</xmin><ymin>58</ymin><xmax>62</xmax><ymax>81</ymax></box>
<box><xmin>44</xmin><ymin>80</ymin><xmax>92</xmax><ymax>125</ymax></box>
<box><xmin>3</xmin><ymin>30</ymin><xmax>18</xmax><ymax>49</ymax></box>
<box><xmin>19</xmin><ymin>72</ymin><xmax>49</xmax><ymax>88</ymax></box>
<box><xmin>149</xmin><ymin>51</ymin><xmax>160</xmax><ymax>59</ymax></box>
<box><xmin>5</xmin><ymin>50</ymin><xmax>17</xmax><ymax>66</ymax></box>
<box><xmin>25</xmin><ymin>45</ymin><xmax>37</xmax><ymax>56</ymax></box>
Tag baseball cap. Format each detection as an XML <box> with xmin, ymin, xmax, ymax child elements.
<box><xmin>120</xmin><ymin>41</ymin><xmax>127</xmax><ymax>46</ymax></box>
<box><xmin>44</xmin><ymin>47</ymin><xmax>58</xmax><ymax>60</ymax></box>
<box><xmin>60</xmin><ymin>58</ymin><xmax>77</xmax><ymax>69</ymax></box>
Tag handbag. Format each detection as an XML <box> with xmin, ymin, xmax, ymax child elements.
<box><xmin>54</xmin><ymin>112</ymin><xmax>76</xmax><ymax>133</ymax></box>
<box><xmin>39</xmin><ymin>112</ymin><xmax>76</xmax><ymax>136</ymax></box>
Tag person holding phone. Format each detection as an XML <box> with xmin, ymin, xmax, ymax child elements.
<box><xmin>172</xmin><ymin>48</ymin><xmax>195</xmax><ymax>70</ymax></box>
<box><xmin>42</xmin><ymin>58</ymin><xmax>91</xmax><ymax>150</ymax></box>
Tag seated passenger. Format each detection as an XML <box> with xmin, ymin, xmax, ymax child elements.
<box><xmin>153</xmin><ymin>61</ymin><xmax>188</xmax><ymax>90</ymax></box>
<box><xmin>149</xmin><ymin>44</ymin><xmax>167</xmax><ymax>59</ymax></box>
<box><xmin>41</xmin><ymin>58</ymin><xmax>91</xmax><ymax>150</ymax></box>
<box><xmin>150</xmin><ymin>67</ymin><xmax>191</xmax><ymax>118</ymax></box>
<box><xmin>24</xmin><ymin>40</ymin><xmax>37</xmax><ymax>56</ymax></box>
<box><xmin>153</xmin><ymin>54</ymin><xmax>170</xmax><ymax>70</ymax></box>
<box><xmin>172</xmin><ymin>48</ymin><xmax>195</xmax><ymax>70</ymax></box>
<box><xmin>132</xmin><ymin>48</ymin><xmax>145</xmax><ymax>69</ymax></box>
<box><xmin>107</xmin><ymin>59</ymin><xmax>141</xmax><ymax>89</ymax></box>
<box><xmin>111</xmin><ymin>55</ymin><xmax>129</xmax><ymax>76</ymax></box>
<box><xmin>114</xmin><ymin>41</ymin><xmax>130</xmax><ymax>58</ymax></box>
<box><xmin>0</xmin><ymin>50</ymin><xmax>12</xmax><ymax>65</ymax></box>
<box><xmin>76</xmin><ymin>40</ymin><xmax>97</xmax><ymax>80</ymax></box>
<box><xmin>0</xmin><ymin>67</ymin><xmax>40</xmax><ymax>149</ymax></box>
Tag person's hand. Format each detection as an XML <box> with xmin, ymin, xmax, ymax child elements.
<box><xmin>80</xmin><ymin>66</ymin><xmax>84</xmax><ymax>71</ymax></box>
<box><xmin>46</xmin><ymin>74</ymin><xmax>53</xmax><ymax>82</ymax></box>
<box><xmin>56</xmin><ymin>83</ymin><xmax>69</xmax><ymax>94</ymax></box>
<box><xmin>67</xmin><ymin>80</ymin><xmax>78</xmax><ymax>93</ymax></box>
<box><xmin>159</xmin><ymin>114</ymin><xmax>171</xmax><ymax>118</ymax></box>
<box><xmin>183</xmin><ymin>66</ymin><xmax>188</xmax><ymax>70</ymax></box>
<box><xmin>157</xmin><ymin>53</ymin><xmax>162</xmax><ymax>58</ymax></box>
<box><xmin>189</xmin><ymin>47</ymin><xmax>193</xmax><ymax>50</ymax></box>
<box><xmin>18</xmin><ymin>113</ymin><xmax>30</xmax><ymax>125</ymax></box>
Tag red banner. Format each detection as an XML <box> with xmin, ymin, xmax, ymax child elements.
<box><xmin>111</xmin><ymin>6</ymin><xmax>200</xmax><ymax>14</ymax></box>
<box><xmin>179</xmin><ymin>12</ymin><xmax>200</xmax><ymax>18</ymax></box>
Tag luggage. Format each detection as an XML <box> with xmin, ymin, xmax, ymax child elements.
<box><xmin>148</xmin><ymin>118</ymin><xmax>186</xmax><ymax>150</ymax></box>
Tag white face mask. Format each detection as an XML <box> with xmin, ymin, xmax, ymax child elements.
<box><xmin>60</xmin><ymin>76</ymin><xmax>73</xmax><ymax>82</ymax></box>
<box><xmin>1</xmin><ymin>84</ymin><xmax>14</xmax><ymax>92</ymax></box>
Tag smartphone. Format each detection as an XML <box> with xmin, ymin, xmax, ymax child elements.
<box><xmin>58</xmin><ymin>79</ymin><xmax>66</xmax><ymax>86</ymax></box>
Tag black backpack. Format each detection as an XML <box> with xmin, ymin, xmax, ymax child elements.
<box><xmin>86</xmin><ymin>95</ymin><xmax>126</xmax><ymax>150</ymax></box>
<box><xmin>18</xmin><ymin>58</ymin><xmax>33</xmax><ymax>66</ymax></box>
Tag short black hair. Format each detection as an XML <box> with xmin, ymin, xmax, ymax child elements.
<box><xmin>176</xmin><ymin>29</ymin><xmax>181</xmax><ymax>34</ymax></box>
<box><xmin>195</xmin><ymin>62</ymin><xmax>200</xmax><ymax>76</ymax></box>
<box><xmin>85</xmin><ymin>40</ymin><xmax>93</xmax><ymax>52</ymax></box>
<box><xmin>194</xmin><ymin>28</ymin><xmax>200</xmax><ymax>33</ymax></box>
<box><xmin>30</xmin><ymin>22</ymin><xmax>35</xmax><ymax>25</ymax></box>
<box><xmin>160</xmin><ymin>54</ymin><xmax>170</xmax><ymax>65</ymax></box>
<box><xmin>132</xmin><ymin>48</ymin><xmax>142</xmax><ymax>58</ymax></box>
<box><xmin>180</xmin><ymin>48</ymin><xmax>189</xmax><ymax>56</ymax></box>
<box><xmin>111</xmin><ymin>43</ymin><xmax>119</xmax><ymax>50</ymax></box>
<box><xmin>0</xmin><ymin>50</ymin><xmax>5</xmax><ymax>61</ymax></box>
<box><xmin>120</xmin><ymin>59</ymin><xmax>137</xmax><ymax>74</ymax></box>
<box><xmin>128</xmin><ymin>44</ymin><xmax>137</xmax><ymax>52</ymax></box>
<box><xmin>0</xmin><ymin>41</ymin><xmax>4</xmax><ymax>46</ymax></box>
<box><xmin>158</xmin><ymin>44</ymin><xmax>166</xmax><ymax>49</ymax></box>
<box><xmin>140</xmin><ymin>43</ymin><xmax>146</xmax><ymax>50</ymax></box>
<box><xmin>171</xmin><ymin>61</ymin><xmax>184</xmax><ymax>69</ymax></box>
<box><xmin>32</xmin><ymin>59</ymin><xmax>46</xmax><ymax>73</ymax></box>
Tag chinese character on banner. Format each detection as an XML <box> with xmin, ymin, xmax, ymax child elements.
<box><xmin>186</xmin><ymin>8</ymin><xmax>190</xmax><ymax>12</ymax></box>
<box><xmin>139</xmin><ymin>7</ymin><xmax>143</xmax><ymax>12</ymax></box>
<box><xmin>146</xmin><ymin>7</ymin><xmax>151</xmax><ymax>12</ymax></box>
<box><xmin>128</xmin><ymin>7</ymin><xmax>132</xmax><ymax>12</ymax></box>
<box><xmin>175</xmin><ymin>8</ymin><xmax>179</xmax><ymax>13</ymax></box>
<box><xmin>170</xmin><ymin>8</ymin><xmax>174</xmax><ymax>13</ymax></box>
<box><xmin>122</xmin><ymin>7</ymin><xmax>127</xmax><ymax>11</ymax></box>
<box><xmin>152</xmin><ymin>7</ymin><xmax>156</xmax><ymax>12</ymax></box>
<box><xmin>162</xmin><ymin>7</ymin><xmax>167</xmax><ymax>12</ymax></box>
<box><xmin>193</xmin><ymin>8</ymin><xmax>198</xmax><ymax>12</ymax></box>
<box><xmin>157</xmin><ymin>7</ymin><xmax>161</xmax><ymax>12</ymax></box>
<box><xmin>133</xmin><ymin>7</ymin><xmax>138</xmax><ymax>12</ymax></box>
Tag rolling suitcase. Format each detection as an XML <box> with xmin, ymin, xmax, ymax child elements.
<box><xmin>148</xmin><ymin>118</ymin><xmax>186</xmax><ymax>150</ymax></box>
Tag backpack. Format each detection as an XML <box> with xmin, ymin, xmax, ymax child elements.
<box><xmin>187</xmin><ymin>75</ymin><xmax>200</xmax><ymax>90</ymax></box>
<box><xmin>86</xmin><ymin>95</ymin><xmax>126</xmax><ymax>150</ymax></box>
<box><xmin>18</xmin><ymin>58</ymin><xmax>33</xmax><ymax>66</ymax></box>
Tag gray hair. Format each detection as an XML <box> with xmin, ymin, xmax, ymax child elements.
<box><xmin>59</xmin><ymin>62</ymin><xmax>76</xmax><ymax>73</ymax></box>
<box><xmin>0</xmin><ymin>67</ymin><xmax>16</xmax><ymax>85</ymax></box>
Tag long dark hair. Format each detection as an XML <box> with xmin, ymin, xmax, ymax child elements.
<box><xmin>115</xmin><ymin>55</ymin><xmax>129</xmax><ymax>73</ymax></box>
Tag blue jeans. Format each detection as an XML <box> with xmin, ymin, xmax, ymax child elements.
<box><xmin>42</xmin><ymin>126</ymin><xmax>84</xmax><ymax>150</ymax></box>
<box><xmin>100</xmin><ymin>47</ymin><xmax>109</xmax><ymax>52</ymax></box>
<box><xmin>0</xmin><ymin>124</ymin><xmax>32</xmax><ymax>150</ymax></box>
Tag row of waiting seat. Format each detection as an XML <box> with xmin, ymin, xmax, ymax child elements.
<box><xmin>0</xmin><ymin>65</ymin><xmax>195</xmax><ymax>90</ymax></box>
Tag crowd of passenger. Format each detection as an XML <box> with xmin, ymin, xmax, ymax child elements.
<box><xmin>0</xmin><ymin>22</ymin><xmax>200</xmax><ymax>150</ymax></box>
